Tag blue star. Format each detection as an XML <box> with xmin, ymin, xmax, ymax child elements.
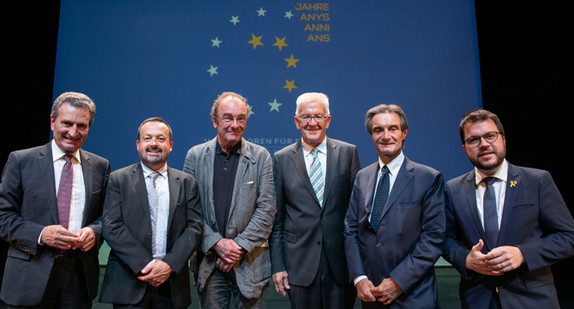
<box><xmin>268</xmin><ymin>98</ymin><xmax>282</xmax><ymax>112</ymax></box>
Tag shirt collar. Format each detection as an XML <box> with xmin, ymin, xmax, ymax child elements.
<box><xmin>474</xmin><ymin>159</ymin><xmax>508</xmax><ymax>186</ymax></box>
<box><xmin>141</xmin><ymin>162</ymin><xmax>168</xmax><ymax>179</ymax></box>
<box><xmin>301</xmin><ymin>138</ymin><xmax>327</xmax><ymax>156</ymax></box>
<box><xmin>378</xmin><ymin>151</ymin><xmax>404</xmax><ymax>176</ymax></box>
<box><xmin>216</xmin><ymin>139</ymin><xmax>241</xmax><ymax>155</ymax></box>
<box><xmin>51</xmin><ymin>139</ymin><xmax>81</xmax><ymax>164</ymax></box>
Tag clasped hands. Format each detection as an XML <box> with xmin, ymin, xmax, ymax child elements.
<box><xmin>356</xmin><ymin>277</ymin><xmax>402</xmax><ymax>305</ymax></box>
<box><xmin>40</xmin><ymin>224</ymin><xmax>95</xmax><ymax>251</ymax></box>
<box><xmin>213</xmin><ymin>238</ymin><xmax>244</xmax><ymax>272</ymax></box>
<box><xmin>138</xmin><ymin>259</ymin><xmax>172</xmax><ymax>287</ymax></box>
<box><xmin>465</xmin><ymin>239</ymin><xmax>525</xmax><ymax>276</ymax></box>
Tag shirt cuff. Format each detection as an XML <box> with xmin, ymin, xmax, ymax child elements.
<box><xmin>353</xmin><ymin>275</ymin><xmax>368</xmax><ymax>286</ymax></box>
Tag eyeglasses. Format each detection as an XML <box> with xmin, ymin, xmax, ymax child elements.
<box><xmin>464</xmin><ymin>131</ymin><xmax>502</xmax><ymax>147</ymax></box>
<box><xmin>217</xmin><ymin>115</ymin><xmax>247</xmax><ymax>125</ymax></box>
<box><xmin>296</xmin><ymin>114</ymin><xmax>329</xmax><ymax>123</ymax></box>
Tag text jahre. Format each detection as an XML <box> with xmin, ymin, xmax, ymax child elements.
<box><xmin>295</xmin><ymin>3</ymin><xmax>330</xmax><ymax>11</ymax></box>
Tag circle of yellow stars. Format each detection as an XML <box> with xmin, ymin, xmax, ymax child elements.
<box><xmin>206</xmin><ymin>6</ymin><xmax>303</xmax><ymax>113</ymax></box>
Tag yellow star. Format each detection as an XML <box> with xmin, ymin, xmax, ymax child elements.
<box><xmin>247</xmin><ymin>34</ymin><xmax>263</xmax><ymax>50</ymax></box>
<box><xmin>283</xmin><ymin>79</ymin><xmax>297</xmax><ymax>93</ymax></box>
<box><xmin>273</xmin><ymin>37</ymin><xmax>288</xmax><ymax>51</ymax></box>
<box><xmin>284</xmin><ymin>54</ymin><xmax>299</xmax><ymax>68</ymax></box>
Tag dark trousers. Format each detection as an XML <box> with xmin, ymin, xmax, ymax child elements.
<box><xmin>113</xmin><ymin>283</ymin><xmax>174</xmax><ymax>309</ymax></box>
<box><xmin>288</xmin><ymin>246</ymin><xmax>356</xmax><ymax>309</ymax></box>
<box><xmin>199</xmin><ymin>269</ymin><xmax>263</xmax><ymax>309</ymax></box>
<box><xmin>7</xmin><ymin>255</ymin><xmax>90</xmax><ymax>309</ymax></box>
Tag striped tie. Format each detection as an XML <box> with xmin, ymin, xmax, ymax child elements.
<box><xmin>309</xmin><ymin>149</ymin><xmax>324</xmax><ymax>206</ymax></box>
<box><xmin>146</xmin><ymin>172</ymin><xmax>161</xmax><ymax>257</ymax></box>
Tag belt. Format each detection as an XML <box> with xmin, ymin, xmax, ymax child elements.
<box><xmin>54</xmin><ymin>248</ymin><xmax>81</xmax><ymax>259</ymax></box>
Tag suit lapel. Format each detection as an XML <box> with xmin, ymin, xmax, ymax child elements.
<box><xmin>131</xmin><ymin>164</ymin><xmax>152</xmax><ymax>225</ymax></box>
<box><xmin>291</xmin><ymin>140</ymin><xmax>320</xmax><ymax>207</ymax></box>
<box><xmin>166</xmin><ymin>167</ymin><xmax>181</xmax><ymax>234</ymax></box>
<box><xmin>363</xmin><ymin>162</ymin><xmax>379</xmax><ymax>217</ymax></box>
<box><xmin>39</xmin><ymin>143</ymin><xmax>58</xmax><ymax>224</ymax></box>
<box><xmin>462</xmin><ymin>171</ymin><xmax>490</xmax><ymax>247</ymax></box>
<box><xmin>79</xmin><ymin>150</ymin><xmax>93</xmax><ymax>226</ymax></box>
<box><xmin>228</xmin><ymin>139</ymin><xmax>251</xmax><ymax>224</ymax></box>
<box><xmin>381</xmin><ymin>159</ymin><xmax>413</xmax><ymax>219</ymax></box>
<box><xmin>322</xmin><ymin>138</ymin><xmax>338</xmax><ymax>209</ymax></box>
<box><xmin>497</xmin><ymin>164</ymin><xmax>520</xmax><ymax>245</ymax></box>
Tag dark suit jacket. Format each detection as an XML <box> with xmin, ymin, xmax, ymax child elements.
<box><xmin>270</xmin><ymin>138</ymin><xmax>360</xmax><ymax>286</ymax></box>
<box><xmin>344</xmin><ymin>156</ymin><xmax>445</xmax><ymax>308</ymax></box>
<box><xmin>0</xmin><ymin>142</ymin><xmax>110</xmax><ymax>306</ymax></box>
<box><xmin>443</xmin><ymin>162</ymin><xmax>574</xmax><ymax>308</ymax></box>
<box><xmin>99</xmin><ymin>163</ymin><xmax>203</xmax><ymax>309</ymax></box>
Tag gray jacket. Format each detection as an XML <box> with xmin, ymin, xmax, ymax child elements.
<box><xmin>183</xmin><ymin>137</ymin><xmax>276</xmax><ymax>299</ymax></box>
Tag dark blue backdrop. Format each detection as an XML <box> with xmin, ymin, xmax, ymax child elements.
<box><xmin>53</xmin><ymin>0</ymin><xmax>481</xmax><ymax>181</ymax></box>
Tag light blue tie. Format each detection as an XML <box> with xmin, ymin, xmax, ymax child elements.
<box><xmin>146</xmin><ymin>172</ymin><xmax>161</xmax><ymax>257</ymax></box>
<box><xmin>309</xmin><ymin>149</ymin><xmax>324</xmax><ymax>206</ymax></box>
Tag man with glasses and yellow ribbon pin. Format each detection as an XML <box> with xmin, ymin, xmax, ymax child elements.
<box><xmin>443</xmin><ymin>109</ymin><xmax>574</xmax><ymax>308</ymax></box>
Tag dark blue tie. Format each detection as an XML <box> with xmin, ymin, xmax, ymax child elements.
<box><xmin>370</xmin><ymin>166</ymin><xmax>389</xmax><ymax>231</ymax></box>
<box><xmin>483</xmin><ymin>177</ymin><xmax>499</xmax><ymax>247</ymax></box>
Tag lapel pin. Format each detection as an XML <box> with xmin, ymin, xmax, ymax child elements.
<box><xmin>510</xmin><ymin>180</ymin><xmax>517</xmax><ymax>188</ymax></box>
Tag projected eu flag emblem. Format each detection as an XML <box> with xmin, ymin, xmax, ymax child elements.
<box><xmin>53</xmin><ymin>0</ymin><xmax>481</xmax><ymax>180</ymax></box>
<box><xmin>189</xmin><ymin>2</ymin><xmax>335</xmax><ymax>154</ymax></box>
<box><xmin>199</xmin><ymin>3</ymin><xmax>330</xmax><ymax>113</ymax></box>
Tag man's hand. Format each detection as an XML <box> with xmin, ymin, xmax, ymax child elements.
<box><xmin>212</xmin><ymin>238</ymin><xmax>244</xmax><ymax>264</ymax></box>
<box><xmin>465</xmin><ymin>239</ymin><xmax>503</xmax><ymax>276</ymax></box>
<box><xmin>137</xmin><ymin>260</ymin><xmax>172</xmax><ymax>287</ymax></box>
<box><xmin>216</xmin><ymin>257</ymin><xmax>234</xmax><ymax>272</ymax></box>
<box><xmin>372</xmin><ymin>277</ymin><xmax>402</xmax><ymax>305</ymax></box>
<box><xmin>355</xmin><ymin>278</ymin><xmax>377</xmax><ymax>302</ymax></box>
<box><xmin>485</xmin><ymin>246</ymin><xmax>525</xmax><ymax>273</ymax></box>
<box><xmin>73</xmin><ymin>227</ymin><xmax>96</xmax><ymax>251</ymax></box>
<box><xmin>40</xmin><ymin>225</ymin><xmax>79</xmax><ymax>250</ymax></box>
<box><xmin>272</xmin><ymin>271</ymin><xmax>290</xmax><ymax>296</ymax></box>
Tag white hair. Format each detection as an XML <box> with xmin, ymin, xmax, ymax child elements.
<box><xmin>295</xmin><ymin>92</ymin><xmax>330</xmax><ymax>115</ymax></box>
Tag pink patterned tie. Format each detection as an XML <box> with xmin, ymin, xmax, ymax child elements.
<box><xmin>57</xmin><ymin>155</ymin><xmax>73</xmax><ymax>229</ymax></box>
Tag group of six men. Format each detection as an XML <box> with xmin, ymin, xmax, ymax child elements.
<box><xmin>0</xmin><ymin>91</ymin><xmax>572</xmax><ymax>309</ymax></box>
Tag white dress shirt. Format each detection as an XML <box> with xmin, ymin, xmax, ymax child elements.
<box><xmin>52</xmin><ymin>139</ymin><xmax>86</xmax><ymax>233</ymax></box>
<box><xmin>354</xmin><ymin>151</ymin><xmax>405</xmax><ymax>285</ymax></box>
<box><xmin>474</xmin><ymin>159</ymin><xmax>508</xmax><ymax>229</ymax></box>
<box><xmin>141</xmin><ymin>163</ymin><xmax>170</xmax><ymax>260</ymax></box>
<box><xmin>301</xmin><ymin>138</ymin><xmax>328</xmax><ymax>181</ymax></box>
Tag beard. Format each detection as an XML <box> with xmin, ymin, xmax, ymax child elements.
<box><xmin>469</xmin><ymin>149</ymin><xmax>505</xmax><ymax>174</ymax></box>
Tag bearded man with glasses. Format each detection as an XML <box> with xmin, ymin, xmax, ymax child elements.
<box><xmin>443</xmin><ymin>108</ymin><xmax>574</xmax><ymax>309</ymax></box>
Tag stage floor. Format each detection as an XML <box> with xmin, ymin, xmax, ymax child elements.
<box><xmin>89</xmin><ymin>266</ymin><xmax>573</xmax><ymax>308</ymax></box>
